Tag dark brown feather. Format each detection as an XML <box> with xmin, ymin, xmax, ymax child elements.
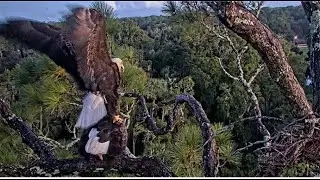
<box><xmin>78</xmin><ymin>116</ymin><xmax>128</xmax><ymax>159</ymax></box>
<box><xmin>0</xmin><ymin>7</ymin><xmax>122</xmax><ymax>118</ymax></box>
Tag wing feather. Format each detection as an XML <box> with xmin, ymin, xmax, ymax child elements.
<box><xmin>64</xmin><ymin>7</ymin><xmax>121</xmax><ymax>116</ymax></box>
<box><xmin>0</xmin><ymin>18</ymin><xmax>85</xmax><ymax>89</ymax></box>
<box><xmin>0</xmin><ymin>7</ymin><xmax>122</xmax><ymax>117</ymax></box>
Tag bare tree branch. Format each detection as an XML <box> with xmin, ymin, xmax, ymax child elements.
<box><xmin>248</xmin><ymin>64</ymin><xmax>265</xmax><ymax>85</ymax></box>
<box><xmin>234</xmin><ymin>138</ymin><xmax>272</xmax><ymax>154</ymax></box>
<box><xmin>199</xmin><ymin>14</ymin><xmax>271</xmax><ymax>148</ymax></box>
<box><xmin>0</xmin><ymin>156</ymin><xmax>174</xmax><ymax>177</ymax></box>
<box><xmin>237</xmin><ymin>45</ymin><xmax>248</xmax><ymax>79</ymax></box>
<box><xmin>218</xmin><ymin>58</ymin><xmax>239</xmax><ymax>81</ymax></box>
<box><xmin>122</xmin><ymin>93</ymin><xmax>219</xmax><ymax>177</ymax></box>
<box><xmin>38</xmin><ymin>136</ymin><xmax>80</xmax><ymax>150</ymax></box>
<box><xmin>174</xmin><ymin>94</ymin><xmax>219</xmax><ymax>177</ymax></box>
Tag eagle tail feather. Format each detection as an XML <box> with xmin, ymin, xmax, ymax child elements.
<box><xmin>85</xmin><ymin>128</ymin><xmax>110</xmax><ymax>156</ymax></box>
<box><xmin>75</xmin><ymin>92</ymin><xmax>107</xmax><ymax>129</ymax></box>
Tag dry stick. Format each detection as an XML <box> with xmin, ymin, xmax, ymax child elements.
<box><xmin>38</xmin><ymin>136</ymin><xmax>80</xmax><ymax>150</ymax></box>
<box><xmin>196</xmin><ymin>5</ymin><xmax>271</xmax><ymax>148</ymax></box>
<box><xmin>217</xmin><ymin>43</ymin><xmax>270</xmax><ymax>148</ymax></box>
<box><xmin>122</xmin><ymin>93</ymin><xmax>219</xmax><ymax>177</ymax></box>
<box><xmin>122</xmin><ymin>92</ymin><xmax>179</xmax><ymax>135</ymax></box>
<box><xmin>0</xmin><ymin>98</ymin><xmax>175</xmax><ymax>177</ymax></box>
<box><xmin>233</xmin><ymin>139</ymin><xmax>272</xmax><ymax>154</ymax></box>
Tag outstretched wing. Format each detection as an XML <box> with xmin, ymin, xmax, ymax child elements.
<box><xmin>0</xmin><ymin>17</ymin><xmax>85</xmax><ymax>89</ymax></box>
<box><xmin>0</xmin><ymin>7</ymin><xmax>122</xmax><ymax>117</ymax></box>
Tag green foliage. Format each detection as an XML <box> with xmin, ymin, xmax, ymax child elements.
<box><xmin>145</xmin><ymin>122</ymin><xmax>203</xmax><ymax>177</ymax></box>
<box><xmin>0</xmin><ymin>122</ymin><xmax>34</xmax><ymax>165</ymax></box>
<box><xmin>123</xmin><ymin>61</ymin><xmax>148</xmax><ymax>93</ymax></box>
<box><xmin>2</xmin><ymin>54</ymin><xmax>81</xmax><ymax>137</ymax></box>
<box><xmin>90</xmin><ymin>1</ymin><xmax>116</xmax><ymax>20</ymax></box>
<box><xmin>143</xmin><ymin>121</ymin><xmax>241</xmax><ymax>177</ymax></box>
<box><xmin>260</xmin><ymin>5</ymin><xmax>309</xmax><ymax>41</ymax></box>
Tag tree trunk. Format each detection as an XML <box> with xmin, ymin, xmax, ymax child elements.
<box><xmin>302</xmin><ymin>2</ymin><xmax>320</xmax><ymax>114</ymax></box>
<box><xmin>211</xmin><ymin>2</ymin><xmax>314</xmax><ymax>117</ymax></box>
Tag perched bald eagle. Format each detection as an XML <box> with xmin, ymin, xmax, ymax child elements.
<box><xmin>0</xmin><ymin>7</ymin><xmax>127</xmax><ymax>159</ymax></box>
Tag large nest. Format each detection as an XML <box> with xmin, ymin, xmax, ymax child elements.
<box><xmin>257</xmin><ymin>116</ymin><xmax>320</xmax><ymax>176</ymax></box>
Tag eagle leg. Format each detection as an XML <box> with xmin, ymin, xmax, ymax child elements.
<box><xmin>101</xmin><ymin>94</ymin><xmax>123</xmax><ymax>125</ymax></box>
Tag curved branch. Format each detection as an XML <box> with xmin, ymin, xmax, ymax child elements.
<box><xmin>174</xmin><ymin>94</ymin><xmax>218</xmax><ymax>177</ymax></box>
<box><xmin>122</xmin><ymin>93</ymin><xmax>219</xmax><ymax>177</ymax></box>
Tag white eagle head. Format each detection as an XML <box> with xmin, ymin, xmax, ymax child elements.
<box><xmin>111</xmin><ymin>58</ymin><xmax>124</xmax><ymax>74</ymax></box>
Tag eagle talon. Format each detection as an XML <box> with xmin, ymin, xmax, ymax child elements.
<box><xmin>98</xmin><ymin>154</ymin><xmax>104</xmax><ymax>161</ymax></box>
<box><xmin>112</xmin><ymin>115</ymin><xmax>123</xmax><ymax>125</ymax></box>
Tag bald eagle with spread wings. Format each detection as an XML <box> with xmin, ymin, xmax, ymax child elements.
<box><xmin>0</xmin><ymin>7</ymin><xmax>127</xmax><ymax>160</ymax></box>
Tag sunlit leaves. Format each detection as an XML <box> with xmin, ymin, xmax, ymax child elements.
<box><xmin>123</xmin><ymin>62</ymin><xmax>148</xmax><ymax>93</ymax></box>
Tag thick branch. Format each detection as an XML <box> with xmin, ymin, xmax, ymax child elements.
<box><xmin>213</xmin><ymin>2</ymin><xmax>314</xmax><ymax>118</ymax></box>
<box><xmin>0</xmin><ymin>99</ymin><xmax>175</xmax><ymax>177</ymax></box>
<box><xmin>0</xmin><ymin>156</ymin><xmax>174</xmax><ymax>177</ymax></box>
<box><xmin>174</xmin><ymin>94</ymin><xmax>218</xmax><ymax>177</ymax></box>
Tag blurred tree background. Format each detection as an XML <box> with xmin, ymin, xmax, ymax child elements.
<box><xmin>0</xmin><ymin>1</ymin><xmax>312</xmax><ymax>177</ymax></box>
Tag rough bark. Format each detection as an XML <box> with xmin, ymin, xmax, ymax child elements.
<box><xmin>174</xmin><ymin>95</ymin><xmax>219</xmax><ymax>177</ymax></box>
<box><xmin>0</xmin><ymin>99</ymin><xmax>175</xmax><ymax>177</ymax></box>
<box><xmin>302</xmin><ymin>2</ymin><xmax>320</xmax><ymax>114</ymax></box>
<box><xmin>0</xmin><ymin>156</ymin><xmax>174</xmax><ymax>177</ymax></box>
<box><xmin>210</xmin><ymin>2</ymin><xmax>314</xmax><ymax>118</ymax></box>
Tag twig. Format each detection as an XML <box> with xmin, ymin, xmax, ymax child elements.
<box><xmin>248</xmin><ymin>64</ymin><xmax>265</xmax><ymax>85</ymax></box>
<box><xmin>218</xmin><ymin>115</ymin><xmax>284</xmax><ymax>135</ymax></box>
<box><xmin>256</xmin><ymin>1</ymin><xmax>265</xmax><ymax>17</ymax></box>
<box><xmin>233</xmin><ymin>138</ymin><xmax>272</xmax><ymax>154</ymax></box>
<box><xmin>38</xmin><ymin>136</ymin><xmax>80</xmax><ymax>150</ymax></box>
<box><xmin>218</xmin><ymin>58</ymin><xmax>239</xmax><ymax>81</ymax></box>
